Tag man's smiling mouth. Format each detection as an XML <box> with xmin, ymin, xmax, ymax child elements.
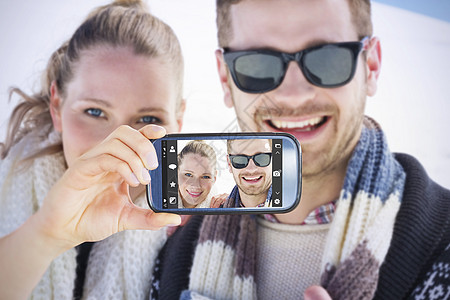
<box><xmin>268</xmin><ymin>116</ymin><xmax>328</xmax><ymax>132</ymax></box>
<box><xmin>242</xmin><ymin>175</ymin><xmax>263</xmax><ymax>183</ymax></box>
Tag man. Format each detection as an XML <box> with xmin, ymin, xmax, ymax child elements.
<box><xmin>153</xmin><ymin>1</ymin><xmax>450</xmax><ymax>299</ymax></box>
<box><xmin>225</xmin><ymin>139</ymin><xmax>272</xmax><ymax>207</ymax></box>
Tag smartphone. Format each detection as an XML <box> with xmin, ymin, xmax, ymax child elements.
<box><xmin>146</xmin><ymin>132</ymin><xmax>301</xmax><ymax>214</ymax></box>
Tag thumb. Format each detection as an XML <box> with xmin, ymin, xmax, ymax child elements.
<box><xmin>120</xmin><ymin>205</ymin><xmax>181</xmax><ymax>231</ymax></box>
<box><xmin>304</xmin><ymin>285</ymin><xmax>332</xmax><ymax>300</ymax></box>
<box><xmin>139</xmin><ymin>124</ymin><xmax>166</xmax><ymax>140</ymax></box>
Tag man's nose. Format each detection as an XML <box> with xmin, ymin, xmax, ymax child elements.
<box><xmin>245</xmin><ymin>158</ymin><xmax>259</xmax><ymax>171</ymax></box>
<box><xmin>270</xmin><ymin>61</ymin><xmax>316</xmax><ymax>106</ymax></box>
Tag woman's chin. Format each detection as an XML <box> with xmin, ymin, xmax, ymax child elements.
<box><xmin>185</xmin><ymin>198</ymin><xmax>206</xmax><ymax>208</ymax></box>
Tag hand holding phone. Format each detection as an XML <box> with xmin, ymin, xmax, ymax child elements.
<box><xmin>146</xmin><ymin>132</ymin><xmax>302</xmax><ymax>214</ymax></box>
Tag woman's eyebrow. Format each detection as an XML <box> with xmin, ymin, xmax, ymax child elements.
<box><xmin>137</xmin><ymin>107</ymin><xmax>168</xmax><ymax>114</ymax></box>
<box><xmin>77</xmin><ymin>99</ymin><xmax>168</xmax><ymax>115</ymax></box>
<box><xmin>78</xmin><ymin>98</ymin><xmax>112</xmax><ymax>108</ymax></box>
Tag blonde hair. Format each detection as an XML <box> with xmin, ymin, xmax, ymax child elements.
<box><xmin>216</xmin><ymin>0</ymin><xmax>373</xmax><ymax>47</ymax></box>
<box><xmin>1</xmin><ymin>0</ymin><xmax>184</xmax><ymax>159</ymax></box>
<box><xmin>178</xmin><ymin>140</ymin><xmax>217</xmax><ymax>172</ymax></box>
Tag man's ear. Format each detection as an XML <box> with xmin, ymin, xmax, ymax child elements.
<box><xmin>226</xmin><ymin>155</ymin><xmax>233</xmax><ymax>173</ymax></box>
<box><xmin>365</xmin><ymin>37</ymin><xmax>382</xmax><ymax>97</ymax></box>
<box><xmin>176</xmin><ymin>98</ymin><xmax>186</xmax><ymax>132</ymax></box>
<box><xmin>215</xmin><ymin>49</ymin><xmax>234</xmax><ymax>108</ymax></box>
<box><xmin>49</xmin><ymin>81</ymin><xmax>63</xmax><ymax>133</ymax></box>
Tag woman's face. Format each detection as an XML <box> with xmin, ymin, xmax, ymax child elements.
<box><xmin>50</xmin><ymin>46</ymin><xmax>183</xmax><ymax>167</ymax></box>
<box><xmin>178</xmin><ymin>153</ymin><xmax>216</xmax><ymax>208</ymax></box>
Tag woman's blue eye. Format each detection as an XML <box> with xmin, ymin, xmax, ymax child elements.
<box><xmin>140</xmin><ymin>116</ymin><xmax>161</xmax><ymax>124</ymax></box>
<box><xmin>184</xmin><ymin>173</ymin><xmax>193</xmax><ymax>177</ymax></box>
<box><xmin>85</xmin><ymin>108</ymin><xmax>104</xmax><ymax>117</ymax></box>
<box><xmin>202</xmin><ymin>175</ymin><xmax>211</xmax><ymax>180</ymax></box>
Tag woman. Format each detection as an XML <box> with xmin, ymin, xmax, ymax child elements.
<box><xmin>0</xmin><ymin>1</ymin><xmax>185</xmax><ymax>299</ymax></box>
<box><xmin>177</xmin><ymin>140</ymin><xmax>218</xmax><ymax>208</ymax></box>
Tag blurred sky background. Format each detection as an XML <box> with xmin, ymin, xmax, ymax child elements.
<box><xmin>0</xmin><ymin>1</ymin><xmax>449</xmax><ymax>188</ymax></box>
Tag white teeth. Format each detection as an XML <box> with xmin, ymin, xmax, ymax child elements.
<box><xmin>271</xmin><ymin>117</ymin><xmax>323</xmax><ymax>129</ymax></box>
<box><xmin>243</xmin><ymin>176</ymin><xmax>261</xmax><ymax>181</ymax></box>
<box><xmin>188</xmin><ymin>191</ymin><xmax>201</xmax><ymax>196</ymax></box>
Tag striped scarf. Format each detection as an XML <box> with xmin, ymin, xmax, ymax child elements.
<box><xmin>182</xmin><ymin>117</ymin><xmax>406</xmax><ymax>300</ymax></box>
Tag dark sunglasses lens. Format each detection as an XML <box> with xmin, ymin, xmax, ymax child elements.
<box><xmin>303</xmin><ymin>46</ymin><xmax>355</xmax><ymax>86</ymax></box>
<box><xmin>253</xmin><ymin>153</ymin><xmax>271</xmax><ymax>167</ymax></box>
<box><xmin>234</xmin><ymin>53</ymin><xmax>283</xmax><ymax>92</ymax></box>
<box><xmin>231</xmin><ymin>156</ymin><xmax>249</xmax><ymax>169</ymax></box>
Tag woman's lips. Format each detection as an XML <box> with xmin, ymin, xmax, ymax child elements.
<box><xmin>187</xmin><ymin>190</ymin><xmax>202</xmax><ymax>198</ymax></box>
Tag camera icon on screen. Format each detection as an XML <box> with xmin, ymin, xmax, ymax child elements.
<box><xmin>273</xmin><ymin>170</ymin><xmax>281</xmax><ymax>177</ymax></box>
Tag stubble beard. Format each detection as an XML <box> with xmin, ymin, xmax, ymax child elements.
<box><xmin>231</xmin><ymin>86</ymin><xmax>367</xmax><ymax>182</ymax></box>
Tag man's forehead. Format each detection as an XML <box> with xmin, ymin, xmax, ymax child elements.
<box><xmin>227</xmin><ymin>0</ymin><xmax>356</xmax><ymax>51</ymax></box>
<box><xmin>230</xmin><ymin>139</ymin><xmax>271</xmax><ymax>154</ymax></box>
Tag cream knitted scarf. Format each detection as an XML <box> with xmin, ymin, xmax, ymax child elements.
<box><xmin>0</xmin><ymin>132</ymin><xmax>167</xmax><ymax>300</ymax></box>
<box><xmin>182</xmin><ymin>117</ymin><xmax>406</xmax><ymax>300</ymax></box>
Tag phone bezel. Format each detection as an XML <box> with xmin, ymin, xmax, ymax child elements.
<box><xmin>146</xmin><ymin>132</ymin><xmax>302</xmax><ymax>215</ymax></box>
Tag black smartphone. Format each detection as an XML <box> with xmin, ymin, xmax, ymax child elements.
<box><xmin>146</xmin><ymin>132</ymin><xmax>301</xmax><ymax>214</ymax></box>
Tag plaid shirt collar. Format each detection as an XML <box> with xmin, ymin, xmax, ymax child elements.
<box><xmin>236</xmin><ymin>185</ymin><xmax>273</xmax><ymax>208</ymax></box>
<box><xmin>262</xmin><ymin>200</ymin><xmax>337</xmax><ymax>225</ymax></box>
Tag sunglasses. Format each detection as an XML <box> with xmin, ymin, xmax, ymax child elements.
<box><xmin>229</xmin><ymin>152</ymin><xmax>272</xmax><ymax>169</ymax></box>
<box><xmin>223</xmin><ymin>37</ymin><xmax>369</xmax><ymax>93</ymax></box>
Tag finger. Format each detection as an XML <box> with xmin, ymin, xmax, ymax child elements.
<box><xmin>88</xmin><ymin>138</ymin><xmax>151</xmax><ymax>185</ymax></box>
<box><xmin>179</xmin><ymin>215</ymin><xmax>191</xmax><ymax>226</ymax></box>
<box><xmin>117</xmin><ymin>125</ymin><xmax>166</xmax><ymax>170</ymax></box>
<box><xmin>210</xmin><ymin>196</ymin><xmax>221</xmax><ymax>208</ymax></box>
<box><xmin>213</xmin><ymin>199</ymin><xmax>223</xmax><ymax>208</ymax></box>
<box><xmin>304</xmin><ymin>286</ymin><xmax>332</xmax><ymax>300</ymax></box>
<box><xmin>119</xmin><ymin>206</ymin><xmax>181</xmax><ymax>231</ymax></box>
<box><xmin>85</xmin><ymin>125</ymin><xmax>162</xmax><ymax>171</ymax></box>
<box><xmin>70</xmin><ymin>153</ymin><xmax>141</xmax><ymax>188</ymax></box>
<box><xmin>166</xmin><ymin>226</ymin><xmax>177</xmax><ymax>236</ymax></box>
<box><xmin>112</xmin><ymin>125</ymin><xmax>160</xmax><ymax>171</ymax></box>
<box><xmin>210</xmin><ymin>199</ymin><xmax>218</xmax><ymax>208</ymax></box>
<box><xmin>138</xmin><ymin>124</ymin><xmax>166</xmax><ymax>140</ymax></box>
<box><xmin>217</xmin><ymin>194</ymin><xmax>228</xmax><ymax>205</ymax></box>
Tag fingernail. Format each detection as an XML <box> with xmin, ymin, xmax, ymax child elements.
<box><xmin>147</xmin><ymin>153</ymin><xmax>159</xmax><ymax>169</ymax></box>
<box><xmin>142</xmin><ymin>168</ymin><xmax>151</xmax><ymax>183</ymax></box>
<box><xmin>151</xmin><ymin>125</ymin><xmax>164</xmax><ymax>132</ymax></box>
<box><xmin>168</xmin><ymin>216</ymin><xmax>182</xmax><ymax>226</ymax></box>
<box><xmin>130</xmin><ymin>173</ymin><xmax>140</xmax><ymax>186</ymax></box>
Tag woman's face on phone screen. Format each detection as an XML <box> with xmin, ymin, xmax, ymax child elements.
<box><xmin>51</xmin><ymin>46</ymin><xmax>183</xmax><ymax>167</ymax></box>
<box><xmin>178</xmin><ymin>153</ymin><xmax>216</xmax><ymax>208</ymax></box>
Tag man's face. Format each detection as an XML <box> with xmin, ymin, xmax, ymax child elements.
<box><xmin>217</xmin><ymin>0</ymin><xmax>380</xmax><ymax>179</ymax></box>
<box><xmin>227</xmin><ymin>139</ymin><xmax>272</xmax><ymax>199</ymax></box>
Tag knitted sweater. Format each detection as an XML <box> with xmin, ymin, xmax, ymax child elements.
<box><xmin>153</xmin><ymin>153</ymin><xmax>450</xmax><ymax>300</ymax></box>
<box><xmin>255</xmin><ymin>219</ymin><xmax>331</xmax><ymax>299</ymax></box>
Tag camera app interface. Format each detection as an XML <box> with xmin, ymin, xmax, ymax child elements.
<box><xmin>161</xmin><ymin>138</ymin><xmax>283</xmax><ymax>209</ymax></box>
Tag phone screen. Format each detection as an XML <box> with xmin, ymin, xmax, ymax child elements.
<box><xmin>147</xmin><ymin>133</ymin><xmax>301</xmax><ymax>214</ymax></box>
